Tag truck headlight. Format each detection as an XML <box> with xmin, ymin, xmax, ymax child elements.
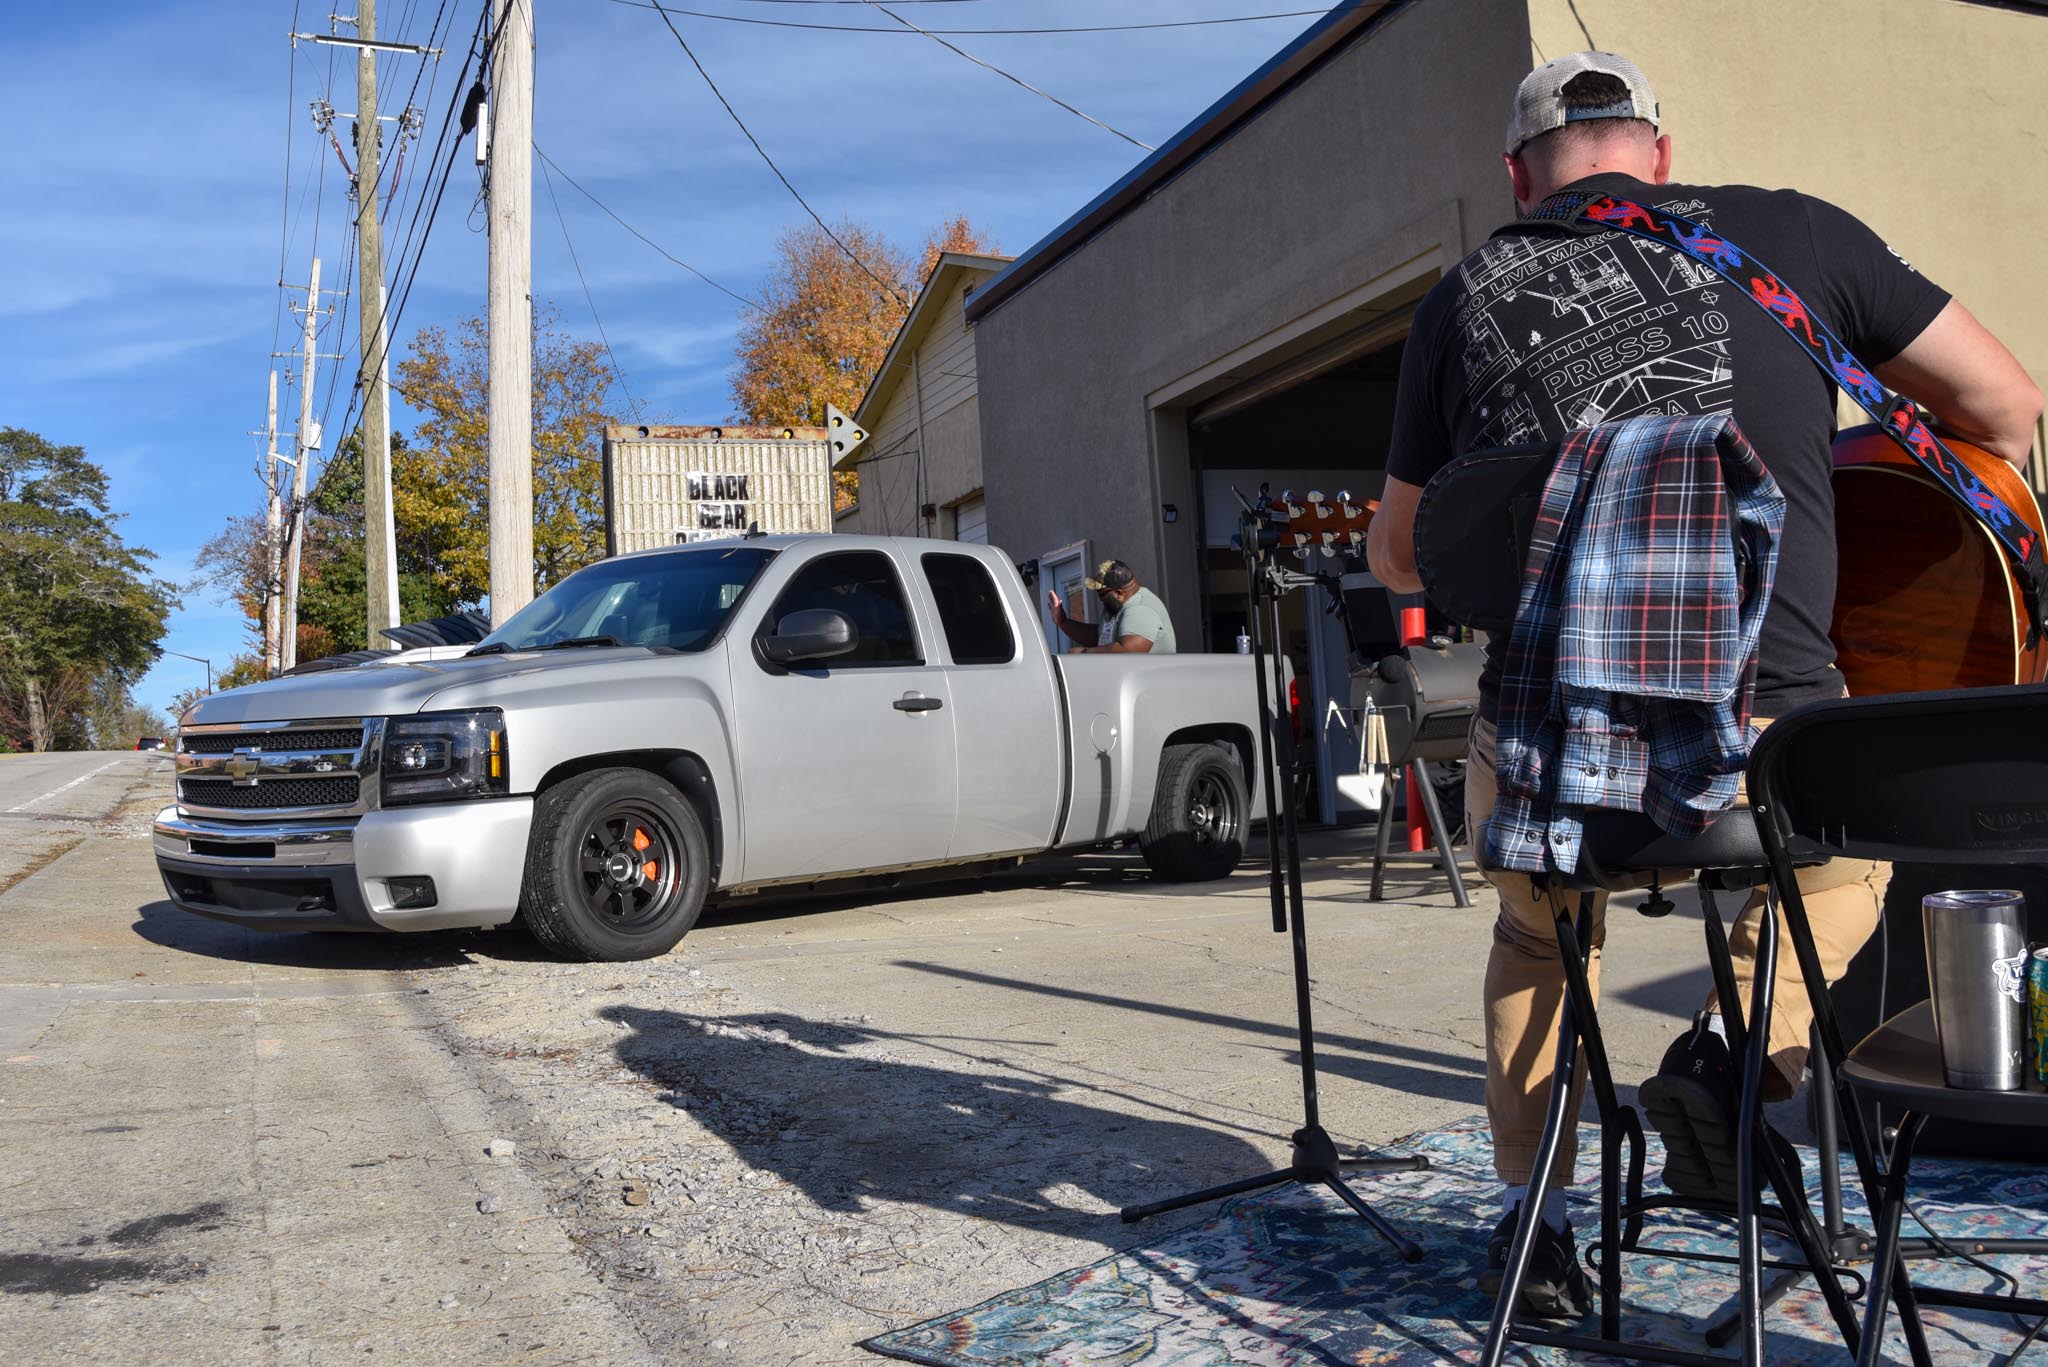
<box><xmin>382</xmin><ymin>709</ymin><xmax>509</xmax><ymax>805</ymax></box>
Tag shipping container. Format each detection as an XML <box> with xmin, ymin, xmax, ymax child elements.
<box><xmin>600</xmin><ymin>424</ymin><xmax>835</xmax><ymax>555</ymax></box>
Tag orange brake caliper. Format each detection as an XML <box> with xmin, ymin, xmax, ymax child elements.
<box><xmin>633</xmin><ymin>827</ymin><xmax>657</xmax><ymax>880</ymax></box>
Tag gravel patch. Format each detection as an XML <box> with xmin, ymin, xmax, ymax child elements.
<box><xmin>411</xmin><ymin>951</ymin><xmax>1159</xmax><ymax>1363</ymax></box>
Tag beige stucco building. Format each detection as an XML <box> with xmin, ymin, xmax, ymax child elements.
<box><xmin>968</xmin><ymin>0</ymin><xmax>2048</xmax><ymax>674</ymax></box>
<box><xmin>834</xmin><ymin>252</ymin><xmax>1012</xmax><ymax>545</ymax></box>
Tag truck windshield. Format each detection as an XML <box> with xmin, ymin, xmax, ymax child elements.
<box><xmin>473</xmin><ymin>546</ymin><xmax>776</xmax><ymax>655</ymax></box>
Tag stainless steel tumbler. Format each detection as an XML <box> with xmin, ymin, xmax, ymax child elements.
<box><xmin>1922</xmin><ymin>889</ymin><xmax>2029</xmax><ymax>1090</ymax></box>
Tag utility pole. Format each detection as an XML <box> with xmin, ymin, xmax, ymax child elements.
<box><xmin>355</xmin><ymin>0</ymin><xmax>399</xmax><ymax>642</ymax></box>
<box><xmin>263</xmin><ymin>369</ymin><xmax>283</xmax><ymax>678</ymax></box>
<box><xmin>282</xmin><ymin>257</ymin><xmax>321</xmax><ymax>674</ymax></box>
<box><xmin>374</xmin><ymin>283</ymin><xmax>400</xmax><ymax>625</ymax></box>
<box><xmin>486</xmin><ymin>0</ymin><xmax>535</xmax><ymax>626</ymax></box>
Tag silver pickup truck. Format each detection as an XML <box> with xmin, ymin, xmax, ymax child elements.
<box><xmin>155</xmin><ymin>535</ymin><xmax>1269</xmax><ymax>960</ymax></box>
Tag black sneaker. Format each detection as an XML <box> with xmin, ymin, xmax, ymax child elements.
<box><xmin>1478</xmin><ymin>1208</ymin><xmax>1593</xmax><ymax>1321</ymax></box>
<box><xmin>1640</xmin><ymin>1015</ymin><xmax>1802</xmax><ymax>1202</ymax></box>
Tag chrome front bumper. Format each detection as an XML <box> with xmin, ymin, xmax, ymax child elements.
<box><xmin>153</xmin><ymin>800</ymin><xmax>535</xmax><ymax>933</ymax></box>
<box><xmin>153</xmin><ymin>811</ymin><xmax>358</xmax><ymax>866</ymax></box>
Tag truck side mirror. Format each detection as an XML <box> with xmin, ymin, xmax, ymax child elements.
<box><xmin>759</xmin><ymin>608</ymin><xmax>858</xmax><ymax>666</ymax></box>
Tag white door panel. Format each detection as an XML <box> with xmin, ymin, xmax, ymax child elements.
<box><xmin>733</xmin><ymin>666</ymin><xmax>956</xmax><ymax>882</ymax></box>
<box><xmin>915</xmin><ymin>547</ymin><xmax>1060</xmax><ymax>857</ymax></box>
<box><xmin>732</xmin><ymin>548</ymin><xmax>959</xmax><ymax>883</ymax></box>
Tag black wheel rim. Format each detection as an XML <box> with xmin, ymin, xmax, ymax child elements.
<box><xmin>575</xmin><ymin>802</ymin><xmax>687</xmax><ymax>932</ymax></box>
<box><xmin>1188</xmin><ymin>768</ymin><xmax>1240</xmax><ymax>849</ymax></box>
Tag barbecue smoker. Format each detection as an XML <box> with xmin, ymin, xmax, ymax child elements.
<box><xmin>1353</xmin><ymin>637</ymin><xmax>1483</xmax><ymax>905</ymax></box>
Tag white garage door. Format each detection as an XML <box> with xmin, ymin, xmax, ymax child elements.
<box><xmin>953</xmin><ymin>496</ymin><xmax>988</xmax><ymax>544</ymax></box>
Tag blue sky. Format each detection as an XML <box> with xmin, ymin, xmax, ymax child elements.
<box><xmin>0</xmin><ymin>0</ymin><xmax>1330</xmax><ymax>724</ymax></box>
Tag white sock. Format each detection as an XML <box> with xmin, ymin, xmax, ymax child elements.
<box><xmin>1502</xmin><ymin>1184</ymin><xmax>1568</xmax><ymax>1232</ymax></box>
<box><xmin>1702</xmin><ymin>1011</ymin><xmax>1729</xmax><ymax>1045</ymax></box>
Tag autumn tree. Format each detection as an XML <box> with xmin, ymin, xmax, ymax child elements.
<box><xmin>730</xmin><ymin>215</ymin><xmax>999</xmax><ymax>511</ymax></box>
<box><xmin>191</xmin><ymin>434</ymin><xmax>447</xmax><ymax>666</ymax></box>
<box><xmin>0</xmin><ymin>429</ymin><xmax>178</xmax><ymax>750</ymax></box>
<box><xmin>297</xmin><ymin>432</ymin><xmax>454</xmax><ymax>655</ymax></box>
<box><xmin>916</xmin><ymin>213</ymin><xmax>996</xmax><ymax>284</ymax></box>
<box><xmin>396</xmin><ymin>308</ymin><xmax>618</xmax><ymax>607</ymax></box>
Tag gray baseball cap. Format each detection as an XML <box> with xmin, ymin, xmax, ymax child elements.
<box><xmin>1506</xmin><ymin>51</ymin><xmax>1658</xmax><ymax>154</ymax></box>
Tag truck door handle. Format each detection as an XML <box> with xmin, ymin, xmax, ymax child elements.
<box><xmin>892</xmin><ymin>694</ymin><xmax>944</xmax><ymax>713</ymax></box>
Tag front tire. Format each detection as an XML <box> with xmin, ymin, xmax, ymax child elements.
<box><xmin>1139</xmin><ymin>743</ymin><xmax>1249</xmax><ymax>882</ymax></box>
<box><xmin>520</xmin><ymin>768</ymin><xmax>710</xmax><ymax>961</ymax></box>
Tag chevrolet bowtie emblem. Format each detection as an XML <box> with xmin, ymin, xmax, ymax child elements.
<box><xmin>227</xmin><ymin>750</ymin><xmax>261</xmax><ymax>785</ymax></box>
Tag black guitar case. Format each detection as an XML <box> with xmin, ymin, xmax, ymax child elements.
<box><xmin>1410</xmin><ymin>441</ymin><xmax>1556</xmax><ymax>634</ymax></box>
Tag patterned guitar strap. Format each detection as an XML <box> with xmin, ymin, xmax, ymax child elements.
<box><xmin>1516</xmin><ymin>190</ymin><xmax>2048</xmax><ymax>649</ymax></box>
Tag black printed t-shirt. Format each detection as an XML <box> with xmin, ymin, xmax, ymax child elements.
<box><xmin>1387</xmin><ymin>172</ymin><xmax>1950</xmax><ymax>718</ymax></box>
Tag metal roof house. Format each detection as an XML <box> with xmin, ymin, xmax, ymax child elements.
<box><xmin>834</xmin><ymin>251</ymin><xmax>1012</xmax><ymax>546</ymax></box>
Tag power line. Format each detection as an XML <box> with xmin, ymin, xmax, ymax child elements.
<box><xmin>271</xmin><ymin>0</ymin><xmax>304</xmax><ymax>361</ymax></box>
<box><xmin>539</xmin><ymin>154</ymin><xmax>641</xmax><ymax>417</ymax></box>
<box><xmin>325</xmin><ymin>0</ymin><xmax>489</xmax><ymax>454</ymax></box>
<box><xmin>598</xmin><ymin>0</ymin><xmax>1326</xmax><ymax>34</ymax></box>
<box><xmin>645</xmin><ymin>0</ymin><xmax>911</xmax><ymax>306</ymax></box>
<box><xmin>858</xmin><ymin>0</ymin><xmax>1153</xmax><ymax>150</ymax></box>
<box><xmin>382</xmin><ymin>0</ymin><xmax>456</xmax><ymax>239</ymax></box>
<box><xmin>533</xmin><ymin>146</ymin><xmax>762</xmax><ymax>313</ymax></box>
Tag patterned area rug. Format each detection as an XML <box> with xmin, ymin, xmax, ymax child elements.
<box><xmin>862</xmin><ymin>1116</ymin><xmax>2048</xmax><ymax>1365</ymax></box>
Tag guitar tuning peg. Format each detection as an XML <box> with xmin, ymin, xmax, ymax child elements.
<box><xmin>1336</xmin><ymin>489</ymin><xmax>1352</xmax><ymax>503</ymax></box>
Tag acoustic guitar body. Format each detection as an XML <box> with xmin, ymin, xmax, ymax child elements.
<box><xmin>1831</xmin><ymin>424</ymin><xmax>2048</xmax><ymax>696</ymax></box>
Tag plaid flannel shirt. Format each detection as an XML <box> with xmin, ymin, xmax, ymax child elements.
<box><xmin>1485</xmin><ymin>412</ymin><xmax>1784</xmax><ymax>874</ymax></box>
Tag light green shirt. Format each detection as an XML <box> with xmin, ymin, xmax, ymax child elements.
<box><xmin>1099</xmin><ymin>586</ymin><xmax>1176</xmax><ymax>653</ymax></box>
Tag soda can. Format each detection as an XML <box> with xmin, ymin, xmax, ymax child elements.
<box><xmin>2030</xmin><ymin>947</ymin><xmax>2048</xmax><ymax>1086</ymax></box>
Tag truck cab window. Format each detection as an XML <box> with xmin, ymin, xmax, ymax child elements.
<box><xmin>766</xmin><ymin>551</ymin><xmax>922</xmax><ymax>666</ymax></box>
<box><xmin>476</xmin><ymin>546</ymin><xmax>775</xmax><ymax>653</ymax></box>
<box><xmin>920</xmin><ymin>553</ymin><xmax>1016</xmax><ymax>665</ymax></box>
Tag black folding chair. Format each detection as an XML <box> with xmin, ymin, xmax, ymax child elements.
<box><xmin>1474</xmin><ymin>813</ymin><xmax>1865</xmax><ymax>1367</ymax></box>
<box><xmin>1746</xmin><ymin>685</ymin><xmax>2048</xmax><ymax>1367</ymax></box>
<box><xmin>1414</xmin><ymin>445</ymin><xmax>1863</xmax><ymax>1366</ymax></box>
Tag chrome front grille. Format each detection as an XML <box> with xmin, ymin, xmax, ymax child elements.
<box><xmin>175</xmin><ymin>717</ymin><xmax>382</xmax><ymax>819</ymax></box>
<box><xmin>182</xmin><ymin>727</ymin><xmax>365</xmax><ymax>754</ymax></box>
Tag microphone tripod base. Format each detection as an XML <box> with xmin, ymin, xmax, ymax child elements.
<box><xmin>1120</xmin><ymin>1122</ymin><xmax>1431</xmax><ymax>1264</ymax></box>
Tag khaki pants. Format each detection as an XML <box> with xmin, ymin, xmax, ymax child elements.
<box><xmin>1466</xmin><ymin>715</ymin><xmax>1888</xmax><ymax>1186</ymax></box>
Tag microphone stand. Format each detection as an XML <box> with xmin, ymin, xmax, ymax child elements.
<box><xmin>1119</xmin><ymin>497</ymin><xmax>1428</xmax><ymax>1262</ymax></box>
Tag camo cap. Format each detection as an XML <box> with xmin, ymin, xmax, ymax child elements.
<box><xmin>1506</xmin><ymin>51</ymin><xmax>1658</xmax><ymax>154</ymax></box>
<box><xmin>1083</xmin><ymin>559</ymin><xmax>1136</xmax><ymax>592</ymax></box>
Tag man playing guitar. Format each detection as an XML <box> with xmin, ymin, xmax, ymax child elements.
<box><xmin>1366</xmin><ymin>51</ymin><xmax>2041</xmax><ymax>1319</ymax></box>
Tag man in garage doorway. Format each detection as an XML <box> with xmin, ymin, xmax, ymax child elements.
<box><xmin>1048</xmin><ymin>559</ymin><xmax>1177</xmax><ymax>654</ymax></box>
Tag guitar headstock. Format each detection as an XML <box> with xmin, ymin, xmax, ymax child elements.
<box><xmin>1267</xmin><ymin>488</ymin><xmax>1377</xmax><ymax>557</ymax></box>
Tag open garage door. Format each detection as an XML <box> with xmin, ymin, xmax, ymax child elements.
<box><xmin>1189</xmin><ymin>331</ymin><xmax>1414</xmax><ymax>824</ymax></box>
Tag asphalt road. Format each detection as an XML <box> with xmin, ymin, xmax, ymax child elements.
<box><xmin>0</xmin><ymin>753</ymin><xmax>656</xmax><ymax>1366</ymax></box>
<box><xmin>0</xmin><ymin>750</ymin><xmax>1768</xmax><ymax>1363</ymax></box>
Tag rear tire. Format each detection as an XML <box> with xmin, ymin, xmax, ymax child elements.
<box><xmin>1139</xmin><ymin>743</ymin><xmax>1249</xmax><ymax>882</ymax></box>
<box><xmin>519</xmin><ymin>768</ymin><xmax>709</xmax><ymax>961</ymax></box>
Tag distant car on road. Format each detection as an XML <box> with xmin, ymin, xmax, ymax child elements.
<box><xmin>135</xmin><ymin>737</ymin><xmax>166</xmax><ymax>751</ymax></box>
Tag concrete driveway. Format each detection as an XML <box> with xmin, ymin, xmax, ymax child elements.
<box><xmin>0</xmin><ymin>751</ymin><xmax>1719</xmax><ymax>1363</ymax></box>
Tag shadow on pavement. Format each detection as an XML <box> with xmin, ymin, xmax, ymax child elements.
<box><xmin>892</xmin><ymin>959</ymin><xmax>1488</xmax><ymax>1110</ymax></box>
<box><xmin>692</xmin><ymin>849</ymin><xmax>1243</xmax><ymax>933</ymax></box>
<box><xmin>599</xmin><ymin>1003</ymin><xmax>1287</xmax><ymax>1241</ymax></box>
<box><xmin>129</xmin><ymin>898</ymin><xmax>553</xmax><ymax>971</ymax></box>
